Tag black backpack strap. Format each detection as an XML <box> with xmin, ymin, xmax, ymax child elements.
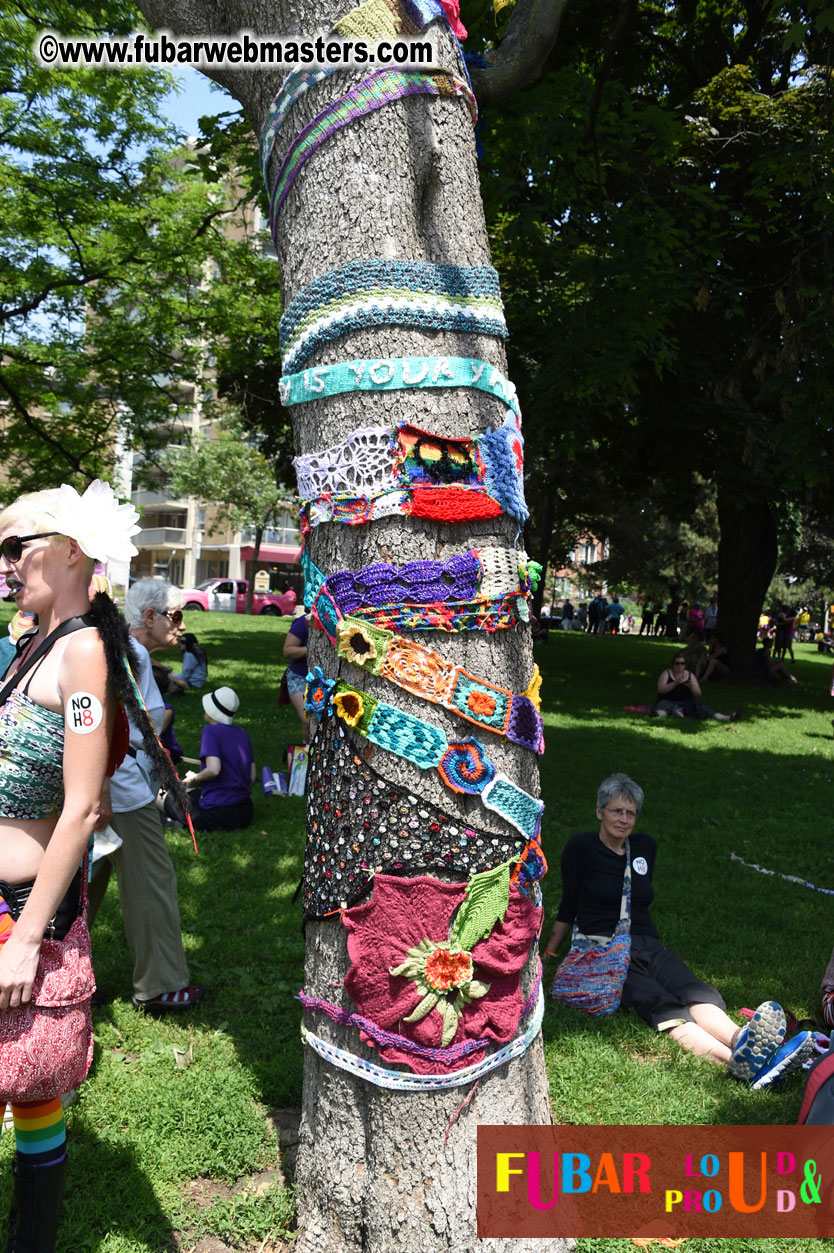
<box><xmin>0</xmin><ymin>612</ymin><xmax>96</xmax><ymax>709</ymax></box>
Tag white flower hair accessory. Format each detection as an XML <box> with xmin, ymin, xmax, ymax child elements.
<box><xmin>51</xmin><ymin>480</ymin><xmax>140</xmax><ymax>563</ymax></box>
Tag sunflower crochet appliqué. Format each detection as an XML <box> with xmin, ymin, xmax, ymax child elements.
<box><xmin>341</xmin><ymin>874</ymin><xmax>540</xmax><ymax>1074</ymax></box>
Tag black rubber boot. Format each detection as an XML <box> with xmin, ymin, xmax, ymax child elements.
<box><xmin>5</xmin><ymin>1156</ymin><xmax>67</xmax><ymax>1253</ymax></box>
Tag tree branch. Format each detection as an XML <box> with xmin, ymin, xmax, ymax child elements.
<box><xmin>469</xmin><ymin>0</ymin><xmax>568</xmax><ymax>105</ymax></box>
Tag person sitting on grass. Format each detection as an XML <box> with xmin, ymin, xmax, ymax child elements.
<box><xmin>544</xmin><ymin>773</ymin><xmax>814</xmax><ymax>1088</ymax></box>
<box><xmin>168</xmin><ymin>632</ymin><xmax>208</xmax><ymax>691</ymax></box>
<box><xmin>754</xmin><ymin>638</ymin><xmax>798</xmax><ymax>685</ymax></box>
<box><xmin>653</xmin><ymin>652</ymin><xmax>742</xmax><ymax>721</ymax></box>
<box><xmin>159</xmin><ymin>687</ymin><xmax>255</xmax><ymax>832</ymax></box>
<box><xmin>698</xmin><ymin>633</ymin><xmax>731</xmax><ymax>682</ymax></box>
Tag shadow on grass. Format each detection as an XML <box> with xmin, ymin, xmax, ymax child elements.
<box><xmin>57</xmin><ymin>1132</ymin><xmax>174</xmax><ymax>1252</ymax></box>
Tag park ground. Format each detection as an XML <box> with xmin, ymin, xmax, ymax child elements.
<box><xmin>10</xmin><ymin>607</ymin><xmax>833</xmax><ymax>1253</ymax></box>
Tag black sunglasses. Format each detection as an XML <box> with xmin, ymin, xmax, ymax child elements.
<box><xmin>0</xmin><ymin>532</ymin><xmax>59</xmax><ymax>563</ymax></box>
<box><xmin>159</xmin><ymin>609</ymin><xmax>183</xmax><ymax>625</ymax></box>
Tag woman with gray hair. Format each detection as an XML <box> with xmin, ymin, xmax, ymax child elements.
<box><xmin>545</xmin><ymin>773</ymin><xmax>813</xmax><ymax>1089</ymax></box>
<box><xmin>88</xmin><ymin>577</ymin><xmax>203</xmax><ymax>1013</ymax></box>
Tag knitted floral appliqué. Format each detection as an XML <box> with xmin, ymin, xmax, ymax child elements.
<box><xmin>342</xmin><ymin>874</ymin><xmax>540</xmax><ymax>1073</ymax></box>
<box><xmin>305</xmin><ymin>666</ymin><xmax>335</xmax><ymax>716</ymax></box>
<box><xmin>340</xmin><ymin>624</ymin><xmax>378</xmax><ymax>667</ymax></box>
<box><xmin>390</xmin><ymin>938</ymin><xmax>489</xmax><ymax>1046</ymax></box>
<box><xmin>333</xmin><ymin>690</ymin><xmax>365</xmax><ymax>727</ymax></box>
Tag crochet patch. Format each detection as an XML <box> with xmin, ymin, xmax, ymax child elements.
<box><xmin>293</xmin><ymin>412</ymin><xmax>527</xmax><ymax>529</ymax></box>
<box><xmin>304</xmin><ymin>547</ymin><xmax>532</xmax><ymax>639</ymax></box>
<box><xmin>269</xmin><ymin>69</ymin><xmax>477</xmax><ymax>233</ymax></box>
<box><xmin>280</xmin><ymin>356</ymin><xmax>520</xmax><ymax>415</ymax></box>
<box><xmin>340</xmin><ymin>873</ymin><xmax>541</xmax><ymax>1072</ymax></box>
<box><xmin>302</xmin><ymin>715</ymin><xmax>534</xmax><ymax>918</ymax></box>
<box><xmin>335</xmin><ymin>615</ymin><xmax>544</xmax><ymax>753</ymax></box>
<box><xmin>279</xmin><ymin>259</ymin><xmax>507</xmax><ymax>375</ymax></box>
<box><xmin>324</xmin><ymin>678</ymin><xmax>545</xmax><ymax>840</ymax></box>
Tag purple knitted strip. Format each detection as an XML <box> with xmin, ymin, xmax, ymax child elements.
<box><xmin>297</xmin><ymin>967</ymin><xmax>542</xmax><ymax>1063</ymax></box>
<box><xmin>327</xmin><ymin>551</ymin><xmax>481</xmax><ymax>614</ymax></box>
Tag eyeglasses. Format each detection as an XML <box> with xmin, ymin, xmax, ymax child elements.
<box><xmin>159</xmin><ymin>609</ymin><xmax>184</xmax><ymax>625</ymax></box>
<box><xmin>0</xmin><ymin>532</ymin><xmax>58</xmax><ymax>563</ymax></box>
<box><xmin>605</xmin><ymin>807</ymin><xmax>637</xmax><ymax>820</ymax></box>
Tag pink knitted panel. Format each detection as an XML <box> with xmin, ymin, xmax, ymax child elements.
<box><xmin>342</xmin><ymin>874</ymin><xmax>540</xmax><ymax>1073</ymax></box>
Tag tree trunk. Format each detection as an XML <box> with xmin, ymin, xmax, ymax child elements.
<box><xmin>716</xmin><ymin>483</ymin><xmax>778</xmax><ymax>677</ymax></box>
<box><xmin>246</xmin><ymin>523</ymin><xmax>264</xmax><ymax>614</ymax></box>
<box><xmin>133</xmin><ymin>4</ymin><xmax>567</xmax><ymax>1250</ymax></box>
<box><xmin>530</xmin><ymin>475</ymin><xmax>557</xmax><ymax>618</ymax></box>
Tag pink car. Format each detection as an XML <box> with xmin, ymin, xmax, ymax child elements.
<box><xmin>180</xmin><ymin>578</ymin><xmax>297</xmax><ymax>616</ymax></box>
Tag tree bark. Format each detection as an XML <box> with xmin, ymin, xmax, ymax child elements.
<box><xmin>134</xmin><ymin>3</ymin><xmax>567</xmax><ymax>1250</ymax></box>
<box><xmin>716</xmin><ymin>483</ymin><xmax>778</xmax><ymax>677</ymax></box>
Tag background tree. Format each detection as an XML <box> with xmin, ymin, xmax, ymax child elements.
<box><xmin>132</xmin><ymin>1</ymin><xmax>567</xmax><ymax>1250</ymax></box>
<box><xmin>480</xmin><ymin>0</ymin><xmax>834</xmax><ymax>674</ymax></box>
<box><xmin>1</xmin><ymin>1</ymin><xmax>286</xmax><ymax>492</ymax></box>
<box><xmin>165</xmin><ymin>416</ymin><xmax>293</xmax><ymax>612</ymax></box>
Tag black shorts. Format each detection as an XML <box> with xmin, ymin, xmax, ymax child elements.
<box><xmin>622</xmin><ymin>934</ymin><xmax>725</xmax><ymax>1031</ymax></box>
<box><xmin>163</xmin><ymin>790</ymin><xmax>253</xmax><ymax>833</ymax></box>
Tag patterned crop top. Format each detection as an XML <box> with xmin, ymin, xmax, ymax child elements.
<box><xmin>0</xmin><ymin>688</ymin><xmax>64</xmax><ymax>821</ymax></box>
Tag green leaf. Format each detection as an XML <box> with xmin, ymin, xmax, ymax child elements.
<box><xmin>449</xmin><ymin>861</ymin><xmax>512</xmax><ymax>952</ymax></box>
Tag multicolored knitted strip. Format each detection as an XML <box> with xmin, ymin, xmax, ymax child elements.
<box><xmin>280</xmin><ymin>259</ymin><xmax>506</xmax><ymax>375</ymax></box>
<box><xmin>294</xmin><ymin>412</ymin><xmax>527</xmax><ymax>530</ymax></box>
<box><xmin>300</xmin><ymin>984</ymin><xmax>544</xmax><ymax>1090</ymax></box>
<box><xmin>298</xmin><ymin>966</ymin><xmax>541</xmax><ymax>1065</ymax></box>
<box><xmin>321</xmin><ymin>680</ymin><xmax>545</xmax><ymax>840</ymax></box>
<box><xmin>308</xmin><ymin>546</ymin><xmax>531</xmax><ymax>640</ymax></box>
<box><xmin>269</xmin><ymin>69</ymin><xmax>477</xmax><ymax>232</ymax></box>
<box><xmin>336</xmin><ymin>615</ymin><xmax>544</xmax><ymax>753</ymax></box>
<box><xmin>259</xmin><ymin>0</ymin><xmax>445</xmax><ymax>180</ymax></box>
<box><xmin>11</xmin><ymin>1097</ymin><xmax>67</xmax><ymax>1166</ymax></box>
<box><xmin>281</xmin><ymin>355</ymin><xmax>520</xmax><ymax>414</ymax></box>
<box><xmin>302</xmin><ymin>714</ymin><xmax>539</xmax><ymax>917</ymax></box>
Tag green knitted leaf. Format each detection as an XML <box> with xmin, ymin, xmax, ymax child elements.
<box><xmin>449</xmin><ymin>860</ymin><xmax>511</xmax><ymax>952</ymax></box>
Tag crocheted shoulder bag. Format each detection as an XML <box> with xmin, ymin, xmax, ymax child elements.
<box><xmin>550</xmin><ymin>841</ymin><xmax>632</xmax><ymax>1017</ymax></box>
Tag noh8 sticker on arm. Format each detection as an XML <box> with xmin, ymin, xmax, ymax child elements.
<box><xmin>66</xmin><ymin>692</ymin><xmax>103</xmax><ymax>734</ymax></box>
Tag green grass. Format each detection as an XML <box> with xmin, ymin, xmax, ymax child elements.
<box><xmin>3</xmin><ymin>607</ymin><xmax>832</xmax><ymax>1250</ymax></box>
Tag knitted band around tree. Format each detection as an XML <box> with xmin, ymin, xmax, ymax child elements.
<box><xmin>335</xmin><ymin>615</ymin><xmax>544</xmax><ymax>754</ymax></box>
<box><xmin>302</xmin><ymin>547</ymin><xmax>533</xmax><ymax>640</ymax></box>
<box><xmin>269</xmin><ymin>68</ymin><xmax>477</xmax><ymax>233</ymax></box>
<box><xmin>301</xmin><ymin>985</ymin><xmax>544</xmax><ymax>1090</ymax></box>
<box><xmin>293</xmin><ymin>413</ymin><xmax>528</xmax><ymax>530</ymax></box>
<box><xmin>302</xmin><ymin>714</ymin><xmax>547</xmax><ymax>917</ymax></box>
<box><xmin>259</xmin><ymin>0</ymin><xmax>446</xmax><ymax>180</ymax></box>
<box><xmin>281</xmin><ymin>356</ymin><xmax>520</xmax><ymax>415</ymax></box>
<box><xmin>310</xmin><ymin>678</ymin><xmax>545</xmax><ymax>840</ymax></box>
<box><xmin>279</xmin><ymin>259</ymin><xmax>506</xmax><ymax>375</ymax></box>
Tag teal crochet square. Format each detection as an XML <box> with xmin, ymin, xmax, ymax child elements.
<box><xmin>449</xmin><ymin>671</ymin><xmax>511</xmax><ymax>732</ymax></box>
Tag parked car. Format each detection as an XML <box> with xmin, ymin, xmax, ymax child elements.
<box><xmin>180</xmin><ymin>578</ymin><xmax>297</xmax><ymax>616</ymax></box>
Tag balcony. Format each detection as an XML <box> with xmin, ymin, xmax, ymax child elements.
<box><xmin>136</xmin><ymin>528</ymin><xmax>187</xmax><ymax>547</ymax></box>
<box><xmin>132</xmin><ymin>489</ymin><xmax>187</xmax><ymax>509</ymax></box>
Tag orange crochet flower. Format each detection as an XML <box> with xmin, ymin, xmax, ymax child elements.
<box><xmin>466</xmin><ymin>690</ymin><xmax>497</xmax><ymax>718</ymax></box>
<box><xmin>424</xmin><ymin>944</ymin><xmax>474</xmax><ymax>992</ymax></box>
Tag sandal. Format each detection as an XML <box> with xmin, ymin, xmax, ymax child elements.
<box><xmin>132</xmin><ymin>985</ymin><xmax>205</xmax><ymax>1013</ymax></box>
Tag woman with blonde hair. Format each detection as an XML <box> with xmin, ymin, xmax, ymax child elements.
<box><xmin>0</xmin><ymin>481</ymin><xmax>189</xmax><ymax>1250</ymax></box>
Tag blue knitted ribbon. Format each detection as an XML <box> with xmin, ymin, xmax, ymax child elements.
<box><xmin>319</xmin><ymin>679</ymin><xmax>545</xmax><ymax>841</ymax></box>
<box><xmin>269</xmin><ymin>68</ymin><xmax>477</xmax><ymax>234</ymax></box>
<box><xmin>280</xmin><ymin>355</ymin><xmax>520</xmax><ymax>415</ymax></box>
<box><xmin>301</xmin><ymin>983</ymin><xmax>545</xmax><ymax>1090</ymax></box>
<box><xmin>259</xmin><ymin>0</ymin><xmax>447</xmax><ymax>181</ymax></box>
<box><xmin>280</xmin><ymin>259</ymin><xmax>507</xmax><ymax>375</ymax></box>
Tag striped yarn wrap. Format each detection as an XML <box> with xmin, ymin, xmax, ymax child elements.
<box><xmin>269</xmin><ymin>68</ymin><xmax>477</xmax><ymax>234</ymax></box>
<box><xmin>280</xmin><ymin>259</ymin><xmax>506</xmax><ymax>375</ymax></box>
<box><xmin>336</xmin><ymin>615</ymin><xmax>544</xmax><ymax>753</ymax></box>
<box><xmin>327</xmin><ymin>679</ymin><xmax>545</xmax><ymax>840</ymax></box>
<box><xmin>259</xmin><ymin>0</ymin><xmax>445</xmax><ymax>180</ymax></box>
<box><xmin>301</xmin><ymin>983</ymin><xmax>544</xmax><ymax>1089</ymax></box>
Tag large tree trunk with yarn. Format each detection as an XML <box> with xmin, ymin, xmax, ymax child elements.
<box><xmin>135</xmin><ymin>3</ymin><xmax>568</xmax><ymax>1250</ymax></box>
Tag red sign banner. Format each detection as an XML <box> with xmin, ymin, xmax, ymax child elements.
<box><xmin>477</xmin><ymin>1125</ymin><xmax>834</xmax><ymax>1238</ymax></box>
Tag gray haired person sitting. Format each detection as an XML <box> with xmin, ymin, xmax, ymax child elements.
<box><xmin>544</xmin><ymin>773</ymin><xmax>812</xmax><ymax>1088</ymax></box>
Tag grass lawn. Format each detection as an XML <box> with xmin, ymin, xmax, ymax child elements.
<box><xmin>2</xmin><ymin>606</ymin><xmax>831</xmax><ymax>1251</ymax></box>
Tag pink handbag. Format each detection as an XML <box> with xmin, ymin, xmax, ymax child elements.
<box><xmin>0</xmin><ymin>870</ymin><xmax>95</xmax><ymax>1104</ymax></box>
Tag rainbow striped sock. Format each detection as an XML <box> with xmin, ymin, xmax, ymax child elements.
<box><xmin>11</xmin><ymin>1097</ymin><xmax>66</xmax><ymax>1166</ymax></box>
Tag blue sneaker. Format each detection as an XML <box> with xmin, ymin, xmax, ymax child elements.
<box><xmin>727</xmin><ymin>1001</ymin><xmax>786</xmax><ymax>1083</ymax></box>
<box><xmin>751</xmin><ymin>1031</ymin><xmax>816</xmax><ymax>1090</ymax></box>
